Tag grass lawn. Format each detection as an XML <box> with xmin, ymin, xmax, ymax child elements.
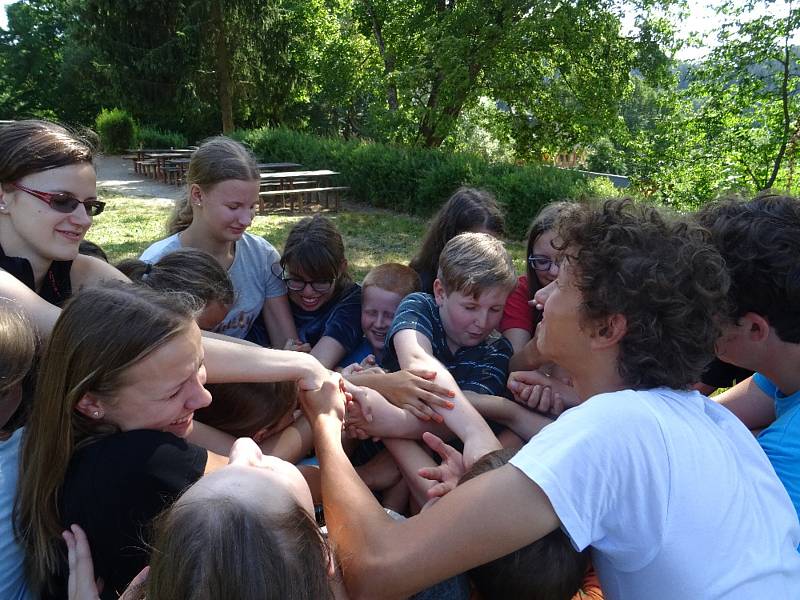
<box><xmin>88</xmin><ymin>196</ymin><xmax>527</xmax><ymax>281</ymax></box>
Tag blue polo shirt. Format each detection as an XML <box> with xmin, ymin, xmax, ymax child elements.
<box><xmin>382</xmin><ymin>292</ymin><xmax>512</xmax><ymax>397</ymax></box>
<box><xmin>755</xmin><ymin>373</ymin><xmax>800</xmax><ymax>520</ymax></box>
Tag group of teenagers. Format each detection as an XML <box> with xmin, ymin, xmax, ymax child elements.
<box><xmin>0</xmin><ymin>118</ymin><xmax>799</xmax><ymax>600</ymax></box>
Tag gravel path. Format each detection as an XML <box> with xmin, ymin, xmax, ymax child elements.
<box><xmin>95</xmin><ymin>155</ymin><xmax>183</xmax><ymax>206</ymax></box>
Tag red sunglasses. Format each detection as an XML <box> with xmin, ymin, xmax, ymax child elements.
<box><xmin>9</xmin><ymin>181</ymin><xmax>105</xmax><ymax>216</ymax></box>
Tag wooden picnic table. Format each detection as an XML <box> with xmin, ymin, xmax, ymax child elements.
<box><xmin>258</xmin><ymin>170</ymin><xmax>347</xmax><ymax>213</ymax></box>
<box><xmin>258</xmin><ymin>162</ymin><xmax>303</xmax><ymax>172</ymax></box>
<box><xmin>145</xmin><ymin>152</ymin><xmax>188</xmax><ymax>182</ymax></box>
<box><xmin>259</xmin><ymin>169</ymin><xmax>338</xmax><ymax>182</ymax></box>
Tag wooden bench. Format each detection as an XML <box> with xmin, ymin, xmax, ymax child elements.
<box><xmin>258</xmin><ymin>186</ymin><xmax>349</xmax><ymax>213</ymax></box>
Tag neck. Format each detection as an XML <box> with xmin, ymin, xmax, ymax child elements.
<box><xmin>0</xmin><ymin>221</ymin><xmax>52</xmax><ymax>290</ymax></box>
<box><xmin>179</xmin><ymin>225</ymin><xmax>235</xmax><ymax>264</ymax></box>
<box><xmin>568</xmin><ymin>350</ymin><xmax>628</xmax><ymax>401</ymax></box>
<box><xmin>756</xmin><ymin>339</ymin><xmax>800</xmax><ymax>396</ymax></box>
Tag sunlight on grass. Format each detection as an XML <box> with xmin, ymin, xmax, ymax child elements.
<box><xmin>88</xmin><ymin>196</ymin><xmax>526</xmax><ymax>281</ymax></box>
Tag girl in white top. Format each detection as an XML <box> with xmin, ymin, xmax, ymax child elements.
<box><xmin>140</xmin><ymin>137</ymin><xmax>298</xmax><ymax>347</ymax></box>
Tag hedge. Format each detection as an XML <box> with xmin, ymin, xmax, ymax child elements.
<box><xmin>235</xmin><ymin>127</ymin><xmax>594</xmax><ymax>238</ymax></box>
<box><xmin>95</xmin><ymin>108</ymin><xmax>136</xmax><ymax>154</ymax></box>
<box><xmin>136</xmin><ymin>126</ymin><xmax>188</xmax><ymax>150</ymax></box>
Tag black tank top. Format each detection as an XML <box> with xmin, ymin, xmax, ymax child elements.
<box><xmin>0</xmin><ymin>243</ymin><xmax>73</xmax><ymax>306</ymax></box>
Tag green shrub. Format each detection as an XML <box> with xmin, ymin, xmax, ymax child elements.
<box><xmin>239</xmin><ymin>127</ymin><xmax>604</xmax><ymax>238</ymax></box>
<box><xmin>136</xmin><ymin>126</ymin><xmax>188</xmax><ymax>150</ymax></box>
<box><xmin>95</xmin><ymin>108</ymin><xmax>135</xmax><ymax>154</ymax></box>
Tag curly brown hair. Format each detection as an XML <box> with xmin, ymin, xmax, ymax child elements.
<box><xmin>696</xmin><ymin>193</ymin><xmax>800</xmax><ymax>344</ymax></box>
<box><xmin>556</xmin><ymin>199</ymin><xmax>729</xmax><ymax>390</ymax></box>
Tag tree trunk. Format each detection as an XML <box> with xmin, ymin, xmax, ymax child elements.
<box><xmin>764</xmin><ymin>36</ymin><xmax>793</xmax><ymax>190</ymax></box>
<box><xmin>211</xmin><ymin>0</ymin><xmax>234</xmax><ymax>134</ymax></box>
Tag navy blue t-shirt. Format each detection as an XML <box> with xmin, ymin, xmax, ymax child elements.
<box><xmin>291</xmin><ymin>282</ymin><xmax>363</xmax><ymax>354</ymax></box>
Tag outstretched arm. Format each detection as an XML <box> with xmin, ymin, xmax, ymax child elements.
<box><xmin>392</xmin><ymin>329</ymin><xmax>500</xmax><ymax>466</ymax></box>
<box><xmin>303</xmin><ymin>382</ymin><xmax>560</xmax><ymax>600</ymax></box>
<box><xmin>714</xmin><ymin>376</ymin><xmax>775</xmax><ymax>430</ymax></box>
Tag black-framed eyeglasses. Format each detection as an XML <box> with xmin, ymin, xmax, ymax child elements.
<box><xmin>10</xmin><ymin>181</ymin><xmax>105</xmax><ymax>216</ymax></box>
<box><xmin>283</xmin><ymin>277</ymin><xmax>336</xmax><ymax>293</ymax></box>
<box><xmin>528</xmin><ymin>254</ymin><xmax>558</xmax><ymax>273</ymax></box>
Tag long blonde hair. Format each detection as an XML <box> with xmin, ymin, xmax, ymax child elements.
<box><xmin>166</xmin><ymin>137</ymin><xmax>259</xmax><ymax>235</ymax></box>
<box><xmin>15</xmin><ymin>283</ymin><xmax>196</xmax><ymax>594</ymax></box>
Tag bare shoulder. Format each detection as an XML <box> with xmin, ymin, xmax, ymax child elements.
<box><xmin>71</xmin><ymin>253</ymin><xmax>129</xmax><ymax>290</ymax></box>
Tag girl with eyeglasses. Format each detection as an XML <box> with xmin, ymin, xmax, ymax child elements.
<box><xmin>0</xmin><ymin>120</ymin><xmax>128</xmax><ymax>320</ymax></box>
<box><xmin>278</xmin><ymin>214</ymin><xmax>362</xmax><ymax>369</ymax></box>
<box><xmin>140</xmin><ymin>136</ymin><xmax>299</xmax><ymax>348</ymax></box>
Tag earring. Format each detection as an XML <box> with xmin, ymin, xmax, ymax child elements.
<box><xmin>93</xmin><ymin>411</ymin><xmax>100</xmax><ymax>418</ymax></box>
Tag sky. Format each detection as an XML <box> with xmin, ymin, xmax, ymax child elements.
<box><xmin>0</xmin><ymin>0</ymin><xmax>793</xmax><ymax>62</ymax></box>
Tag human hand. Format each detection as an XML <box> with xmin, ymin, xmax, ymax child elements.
<box><xmin>378</xmin><ymin>369</ymin><xmax>455</xmax><ymax>422</ymax></box>
<box><xmin>284</xmin><ymin>338</ymin><xmax>312</xmax><ymax>353</ymax></box>
<box><xmin>63</xmin><ymin>524</ymin><xmax>101</xmax><ymax>600</ymax></box>
<box><xmin>300</xmin><ymin>372</ymin><xmax>347</xmax><ymax>424</ymax></box>
<box><xmin>508</xmin><ymin>369</ymin><xmax>579</xmax><ymax>416</ymax></box>
<box><xmin>417</xmin><ymin>432</ymin><xmax>466</xmax><ymax>499</ymax></box>
<box><xmin>359</xmin><ymin>354</ymin><xmax>377</xmax><ymax>369</ymax></box>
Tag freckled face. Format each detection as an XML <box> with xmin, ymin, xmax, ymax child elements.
<box><xmin>361</xmin><ymin>286</ymin><xmax>403</xmax><ymax>353</ymax></box>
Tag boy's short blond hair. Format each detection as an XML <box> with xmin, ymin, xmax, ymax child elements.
<box><xmin>362</xmin><ymin>263</ymin><xmax>421</xmax><ymax>299</ymax></box>
<box><xmin>437</xmin><ymin>232</ymin><xmax>516</xmax><ymax>297</ymax></box>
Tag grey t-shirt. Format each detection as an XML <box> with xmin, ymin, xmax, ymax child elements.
<box><xmin>140</xmin><ymin>232</ymin><xmax>286</xmax><ymax>339</ymax></box>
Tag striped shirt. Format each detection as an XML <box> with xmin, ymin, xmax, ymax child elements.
<box><xmin>382</xmin><ymin>292</ymin><xmax>512</xmax><ymax>397</ymax></box>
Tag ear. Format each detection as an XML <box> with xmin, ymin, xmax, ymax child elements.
<box><xmin>75</xmin><ymin>392</ymin><xmax>105</xmax><ymax>420</ymax></box>
<box><xmin>189</xmin><ymin>184</ymin><xmax>203</xmax><ymax>206</ymax></box>
<box><xmin>432</xmin><ymin>278</ymin><xmax>447</xmax><ymax>306</ymax></box>
<box><xmin>252</xmin><ymin>425</ymin><xmax>271</xmax><ymax>444</ymax></box>
<box><xmin>742</xmin><ymin>312</ymin><xmax>771</xmax><ymax>343</ymax></box>
<box><xmin>590</xmin><ymin>313</ymin><xmax>627</xmax><ymax>350</ymax></box>
<box><xmin>338</xmin><ymin>259</ymin><xmax>348</xmax><ymax>275</ymax></box>
<box><xmin>0</xmin><ymin>185</ymin><xmax>10</xmax><ymax>214</ymax></box>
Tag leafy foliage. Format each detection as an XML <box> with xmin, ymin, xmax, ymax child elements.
<box><xmin>95</xmin><ymin>108</ymin><xmax>136</xmax><ymax>153</ymax></box>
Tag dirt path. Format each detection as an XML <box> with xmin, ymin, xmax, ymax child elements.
<box><xmin>95</xmin><ymin>155</ymin><xmax>182</xmax><ymax>206</ymax></box>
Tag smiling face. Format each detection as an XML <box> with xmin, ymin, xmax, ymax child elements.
<box><xmin>285</xmin><ymin>266</ymin><xmax>338</xmax><ymax>313</ymax></box>
<box><xmin>0</xmin><ymin>163</ymin><xmax>97</xmax><ymax>264</ymax></box>
<box><xmin>434</xmin><ymin>281</ymin><xmax>509</xmax><ymax>353</ymax></box>
<box><xmin>531</xmin><ymin>230</ymin><xmax>560</xmax><ymax>287</ymax></box>
<box><xmin>88</xmin><ymin>323</ymin><xmax>211</xmax><ymax>438</ymax></box>
<box><xmin>192</xmin><ymin>178</ymin><xmax>260</xmax><ymax>243</ymax></box>
<box><xmin>361</xmin><ymin>285</ymin><xmax>403</xmax><ymax>353</ymax></box>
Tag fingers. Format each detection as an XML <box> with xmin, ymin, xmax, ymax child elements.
<box><xmin>551</xmin><ymin>392</ymin><xmax>565</xmax><ymax>416</ymax></box>
<box><xmin>422</xmin><ymin>431</ymin><xmax>460</xmax><ymax>463</ymax></box>
<box><xmin>417</xmin><ymin>465</ymin><xmax>445</xmax><ymax>483</ymax></box>
<box><xmin>119</xmin><ymin>566</ymin><xmax>150</xmax><ymax>600</ymax></box>
<box><xmin>403</xmin><ymin>403</ymin><xmax>433</xmax><ymax>421</ymax></box>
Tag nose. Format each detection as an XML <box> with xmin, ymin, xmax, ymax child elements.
<box><xmin>186</xmin><ymin>367</ymin><xmax>212</xmax><ymax>410</ymax></box>
<box><xmin>474</xmin><ymin>309</ymin><xmax>490</xmax><ymax>330</ymax></box>
<box><xmin>69</xmin><ymin>203</ymin><xmax>92</xmax><ymax>226</ymax></box>
<box><xmin>533</xmin><ymin>280</ymin><xmax>555</xmax><ymax>309</ymax></box>
<box><xmin>238</xmin><ymin>209</ymin><xmax>253</xmax><ymax>226</ymax></box>
<box><xmin>375</xmin><ymin>314</ymin><xmax>388</xmax><ymax>329</ymax></box>
<box><xmin>548</xmin><ymin>261</ymin><xmax>560</xmax><ymax>276</ymax></box>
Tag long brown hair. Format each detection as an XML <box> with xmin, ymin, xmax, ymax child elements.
<box><xmin>0</xmin><ymin>299</ymin><xmax>38</xmax><ymax>438</ymax></box>
<box><xmin>409</xmin><ymin>187</ymin><xmax>504</xmax><ymax>292</ymax></box>
<box><xmin>15</xmin><ymin>283</ymin><xmax>196</xmax><ymax>594</ymax></box>
<box><xmin>196</xmin><ymin>381</ymin><xmax>297</xmax><ymax>439</ymax></box>
<box><xmin>166</xmin><ymin>136</ymin><xmax>259</xmax><ymax>235</ymax></box>
<box><xmin>0</xmin><ymin>119</ymin><xmax>95</xmax><ymax>185</ymax></box>
<box><xmin>146</xmin><ymin>497</ymin><xmax>333</xmax><ymax>599</ymax></box>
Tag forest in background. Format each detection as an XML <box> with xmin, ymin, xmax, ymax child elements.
<box><xmin>1</xmin><ymin>0</ymin><xmax>799</xmax><ymax>208</ymax></box>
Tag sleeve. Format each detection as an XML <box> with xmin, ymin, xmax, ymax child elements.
<box><xmin>139</xmin><ymin>235</ymin><xmax>179</xmax><ymax>263</ymax></box>
<box><xmin>508</xmin><ymin>392</ymin><xmax>670</xmax><ymax>569</ymax></box>
<box><xmin>321</xmin><ymin>284</ymin><xmax>363</xmax><ymax>353</ymax></box>
<box><xmin>753</xmin><ymin>372</ymin><xmax>778</xmax><ymax>398</ymax></box>
<box><xmin>256</xmin><ymin>236</ymin><xmax>287</xmax><ymax>298</ymax></box>
<box><xmin>499</xmin><ymin>276</ymin><xmax>534</xmax><ymax>333</ymax></box>
<box><xmin>385</xmin><ymin>293</ymin><xmax>437</xmax><ymax>348</ymax></box>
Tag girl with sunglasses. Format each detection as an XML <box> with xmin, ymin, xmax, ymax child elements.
<box><xmin>140</xmin><ymin>136</ymin><xmax>299</xmax><ymax>348</ymax></box>
<box><xmin>0</xmin><ymin>118</ymin><xmax>335</xmax><ymax>431</ymax></box>
<box><xmin>0</xmin><ymin>120</ymin><xmax>127</xmax><ymax>320</ymax></box>
<box><xmin>278</xmin><ymin>214</ymin><xmax>362</xmax><ymax>369</ymax></box>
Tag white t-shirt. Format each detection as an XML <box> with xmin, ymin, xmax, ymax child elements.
<box><xmin>509</xmin><ymin>388</ymin><xmax>800</xmax><ymax>600</ymax></box>
<box><xmin>140</xmin><ymin>232</ymin><xmax>286</xmax><ymax>339</ymax></box>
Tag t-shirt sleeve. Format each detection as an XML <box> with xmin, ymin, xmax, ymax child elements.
<box><xmin>385</xmin><ymin>293</ymin><xmax>437</xmax><ymax>348</ymax></box>
<box><xmin>753</xmin><ymin>372</ymin><xmax>777</xmax><ymax>398</ymax></box>
<box><xmin>139</xmin><ymin>234</ymin><xmax>180</xmax><ymax>263</ymax></box>
<box><xmin>321</xmin><ymin>284</ymin><xmax>363</xmax><ymax>353</ymax></box>
<box><xmin>499</xmin><ymin>276</ymin><xmax>534</xmax><ymax>333</ymax></box>
<box><xmin>254</xmin><ymin>236</ymin><xmax>287</xmax><ymax>298</ymax></box>
<box><xmin>508</xmin><ymin>391</ymin><xmax>670</xmax><ymax>569</ymax></box>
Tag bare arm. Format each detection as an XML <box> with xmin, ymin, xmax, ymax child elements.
<box><xmin>311</xmin><ymin>335</ymin><xmax>347</xmax><ymax>370</ymax></box>
<box><xmin>714</xmin><ymin>376</ymin><xmax>775</xmax><ymax>430</ymax></box>
<box><xmin>392</xmin><ymin>329</ymin><xmax>500</xmax><ymax>466</ymax></box>
<box><xmin>502</xmin><ymin>327</ymin><xmax>531</xmax><ymax>353</ymax></box>
<box><xmin>304</xmin><ymin>382</ymin><xmax>559</xmax><ymax>600</ymax></box>
<box><xmin>189</xmin><ymin>419</ymin><xmax>313</xmax><ymax>463</ymax></box>
<box><xmin>344</xmin><ymin>369</ymin><xmax>454</xmax><ymax>421</ymax></box>
<box><xmin>508</xmin><ymin>334</ymin><xmax>548</xmax><ymax>372</ymax></box>
<box><xmin>261</xmin><ymin>294</ymin><xmax>299</xmax><ymax>349</ymax></box>
<box><xmin>463</xmin><ymin>391</ymin><xmax>553</xmax><ymax>441</ymax></box>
